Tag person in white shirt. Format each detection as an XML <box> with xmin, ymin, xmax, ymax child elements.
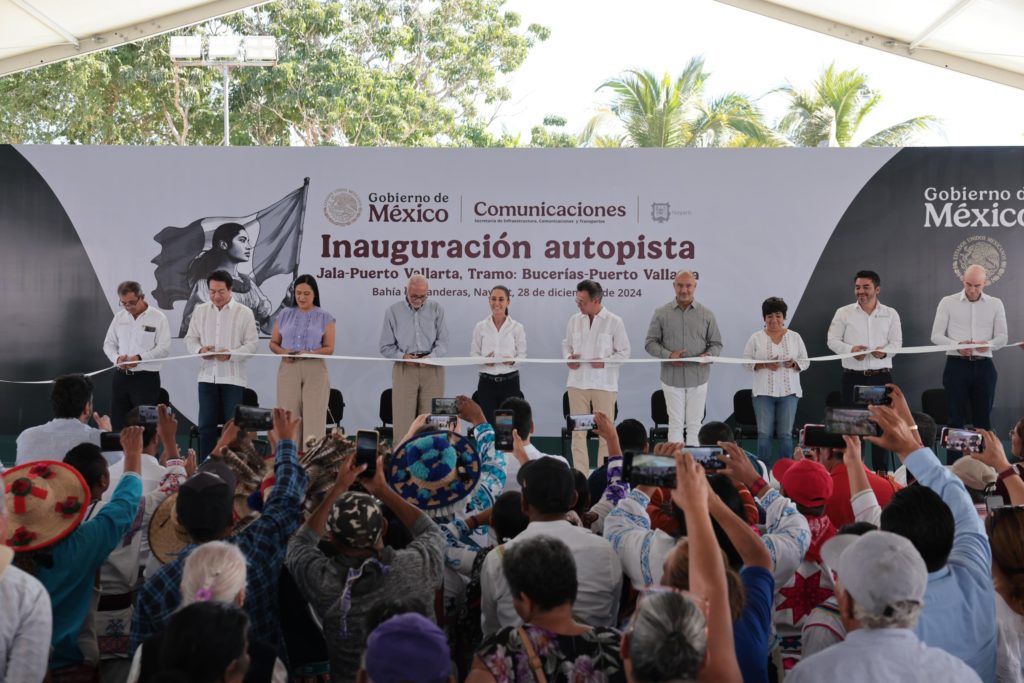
<box><xmin>0</xmin><ymin>478</ymin><xmax>53</xmax><ymax>682</ymax></box>
<box><xmin>743</xmin><ymin>297</ymin><xmax>810</xmax><ymax>463</ymax></box>
<box><xmin>498</xmin><ymin>397</ymin><xmax>564</xmax><ymax>493</ymax></box>
<box><xmin>562</xmin><ymin>280</ymin><xmax>631</xmax><ymax>474</ymax></box>
<box><xmin>987</xmin><ymin>505</ymin><xmax>1024</xmax><ymax>683</ymax></box>
<box><xmin>16</xmin><ymin>374</ymin><xmax>111</xmax><ymax>465</ymax></box>
<box><xmin>788</xmin><ymin>530</ymin><xmax>981</xmax><ymax>683</ymax></box>
<box><xmin>480</xmin><ymin>456</ymin><xmax>622</xmax><ymax>635</ymax></box>
<box><xmin>102</xmin><ymin>281</ymin><xmax>171</xmax><ymax>430</ymax></box>
<box><xmin>470</xmin><ymin>286</ymin><xmax>527</xmax><ymax>426</ymax></box>
<box><xmin>826</xmin><ymin>270</ymin><xmax>902</xmax><ymax>471</ymax></box>
<box><xmin>930</xmin><ymin>264</ymin><xmax>1007</xmax><ymax>450</ymax></box>
<box><xmin>184</xmin><ymin>269</ymin><xmax>259</xmax><ymax>460</ymax></box>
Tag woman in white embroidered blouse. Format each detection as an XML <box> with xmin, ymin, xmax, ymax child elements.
<box><xmin>743</xmin><ymin>297</ymin><xmax>810</xmax><ymax>463</ymax></box>
<box><xmin>470</xmin><ymin>286</ymin><xmax>527</xmax><ymax>425</ymax></box>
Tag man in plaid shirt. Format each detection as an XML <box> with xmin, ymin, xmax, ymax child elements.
<box><xmin>129</xmin><ymin>408</ymin><xmax>307</xmax><ymax>656</ymax></box>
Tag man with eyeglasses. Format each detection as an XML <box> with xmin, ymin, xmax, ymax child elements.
<box><xmin>102</xmin><ymin>281</ymin><xmax>171</xmax><ymax>429</ymax></box>
<box><xmin>380</xmin><ymin>275</ymin><xmax>449</xmax><ymax>439</ymax></box>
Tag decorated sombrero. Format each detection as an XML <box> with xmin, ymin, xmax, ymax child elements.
<box><xmin>387</xmin><ymin>430</ymin><xmax>482</xmax><ymax>519</ymax></box>
<box><xmin>148</xmin><ymin>492</ymin><xmax>191</xmax><ymax>565</ymax></box>
<box><xmin>3</xmin><ymin>461</ymin><xmax>91</xmax><ymax>553</ymax></box>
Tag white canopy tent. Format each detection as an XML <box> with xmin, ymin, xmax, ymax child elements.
<box><xmin>714</xmin><ymin>0</ymin><xmax>1024</xmax><ymax>90</ymax></box>
<box><xmin>0</xmin><ymin>0</ymin><xmax>269</xmax><ymax>77</ymax></box>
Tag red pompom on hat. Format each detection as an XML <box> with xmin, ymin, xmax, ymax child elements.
<box><xmin>2</xmin><ymin>461</ymin><xmax>91</xmax><ymax>553</ymax></box>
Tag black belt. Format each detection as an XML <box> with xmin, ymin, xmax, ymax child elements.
<box><xmin>116</xmin><ymin>368</ymin><xmax>153</xmax><ymax>376</ymax></box>
<box><xmin>843</xmin><ymin>369</ymin><xmax>890</xmax><ymax>376</ymax></box>
<box><xmin>948</xmin><ymin>355</ymin><xmax>992</xmax><ymax>363</ymax></box>
<box><xmin>480</xmin><ymin>371</ymin><xmax>519</xmax><ymax>383</ymax></box>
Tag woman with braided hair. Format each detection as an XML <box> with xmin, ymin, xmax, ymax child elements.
<box><xmin>127</xmin><ymin>541</ymin><xmax>287</xmax><ymax>683</ymax></box>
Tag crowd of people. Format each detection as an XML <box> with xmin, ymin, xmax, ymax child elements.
<box><xmin>2</xmin><ymin>361</ymin><xmax>1024</xmax><ymax>683</ymax></box>
<box><xmin>0</xmin><ymin>258</ymin><xmax>1022</xmax><ymax>683</ymax></box>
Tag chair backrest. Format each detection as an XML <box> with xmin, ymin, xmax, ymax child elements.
<box><xmin>921</xmin><ymin>388</ymin><xmax>951</xmax><ymax>426</ymax></box>
<box><xmin>651</xmin><ymin>390</ymin><xmax>669</xmax><ymax>425</ymax></box>
<box><xmin>327</xmin><ymin>389</ymin><xmax>345</xmax><ymax>426</ymax></box>
<box><xmin>733</xmin><ymin>389</ymin><xmax>756</xmax><ymax>425</ymax></box>
<box><xmin>379</xmin><ymin>388</ymin><xmax>393</xmax><ymax>425</ymax></box>
<box><xmin>562</xmin><ymin>391</ymin><xmax>570</xmax><ymax>418</ymax></box>
<box><xmin>242</xmin><ymin>388</ymin><xmax>259</xmax><ymax>407</ymax></box>
<box><xmin>157</xmin><ymin>388</ymin><xmax>171</xmax><ymax>406</ymax></box>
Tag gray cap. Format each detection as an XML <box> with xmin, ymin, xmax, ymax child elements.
<box><xmin>821</xmin><ymin>530</ymin><xmax>927</xmax><ymax>616</ymax></box>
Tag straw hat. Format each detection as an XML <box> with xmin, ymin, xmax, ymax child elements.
<box><xmin>3</xmin><ymin>461</ymin><xmax>91</xmax><ymax>553</ymax></box>
<box><xmin>148</xmin><ymin>492</ymin><xmax>191</xmax><ymax>565</ymax></box>
<box><xmin>387</xmin><ymin>430</ymin><xmax>482</xmax><ymax>519</ymax></box>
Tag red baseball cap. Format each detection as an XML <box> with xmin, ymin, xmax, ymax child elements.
<box><xmin>772</xmin><ymin>458</ymin><xmax>833</xmax><ymax>507</ymax></box>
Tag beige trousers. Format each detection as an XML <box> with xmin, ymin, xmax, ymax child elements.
<box><xmin>392</xmin><ymin>362</ymin><xmax>445</xmax><ymax>442</ymax></box>
<box><xmin>567</xmin><ymin>387</ymin><xmax>617</xmax><ymax>475</ymax></box>
<box><xmin>277</xmin><ymin>358</ymin><xmax>331</xmax><ymax>446</ymax></box>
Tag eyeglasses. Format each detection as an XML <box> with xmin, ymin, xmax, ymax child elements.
<box><xmin>408</xmin><ymin>293</ymin><xmax>428</xmax><ymax>302</ymax></box>
<box><xmin>119</xmin><ymin>298</ymin><xmax>141</xmax><ymax>308</ymax></box>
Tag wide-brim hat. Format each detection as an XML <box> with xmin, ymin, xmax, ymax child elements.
<box><xmin>3</xmin><ymin>461</ymin><xmax>91</xmax><ymax>553</ymax></box>
<box><xmin>148</xmin><ymin>492</ymin><xmax>191</xmax><ymax>565</ymax></box>
<box><xmin>387</xmin><ymin>430</ymin><xmax>481</xmax><ymax>519</ymax></box>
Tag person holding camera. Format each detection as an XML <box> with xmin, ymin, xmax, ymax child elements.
<box><xmin>743</xmin><ymin>297</ymin><xmax>810</xmax><ymax>463</ymax></box>
<box><xmin>184</xmin><ymin>269</ymin><xmax>259</xmax><ymax>460</ymax></box>
<box><xmin>270</xmin><ymin>274</ymin><xmax>336</xmax><ymax>445</ymax></box>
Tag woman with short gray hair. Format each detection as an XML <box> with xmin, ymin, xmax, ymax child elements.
<box><xmin>467</xmin><ymin>535</ymin><xmax>625</xmax><ymax>683</ymax></box>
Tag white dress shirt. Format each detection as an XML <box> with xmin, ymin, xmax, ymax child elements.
<box><xmin>743</xmin><ymin>329</ymin><xmax>811</xmax><ymax>397</ymax></box>
<box><xmin>471</xmin><ymin>316</ymin><xmax>527</xmax><ymax>375</ymax></box>
<box><xmin>826</xmin><ymin>302</ymin><xmax>902</xmax><ymax>370</ymax></box>
<box><xmin>788</xmin><ymin>628</ymin><xmax>981</xmax><ymax>683</ymax></box>
<box><xmin>102</xmin><ymin>306</ymin><xmax>171</xmax><ymax>372</ymax></box>
<box><xmin>184</xmin><ymin>298</ymin><xmax>259</xmax><ymax>387</ymax></box>
<box><xmin>480</xmin><ymin>519</ymin><xmax>622</xmax><ymax>635</ymax></box>
<box><xmin>930</xmin><ymin>291</ymin><xmax>1008</xmax><ymax>358</ymax></box>
<box><xmin>103</xmin><ymin>454</ymin><xmax>168</xmax><ymax>500</ymax></box>
<box><xmin>561</xmin><ymin>307</ymin><xmax>631</xmax><ymax>392</ymax></box>
<box><xmin>502</xmin><ymin>443</ymin><xmax>565</xmax><ymax>493</ymax></box>
<box><xmin>15</xmin><ymin>418</ymin><xmax>102</xmax><ymax>465</ymax></box>
<box><xmin>0</xmin><ymin>547</ymin><xmax>52</xmax><ymax>683</ymax></box>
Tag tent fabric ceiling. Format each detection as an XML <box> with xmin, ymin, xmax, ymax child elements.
<box><xmin>715</xmin><ymin>0</ymin><xmax>1024</xmax><ymax>90</ymax></box>
<box><xmin>0</xmin><ymin>0</ymin><xmax>269</xmax><ymax>77</ymax></box>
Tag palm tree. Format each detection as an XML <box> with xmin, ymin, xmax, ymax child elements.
<box><xmin>774</xmin><ymin>63</ymin><xmax>940</xmax><ymax>147</ymax></box>
<box><xmin>582</xmin><ymin>56</ymin><xmax>777</xmax><ymax>147</ymax></box>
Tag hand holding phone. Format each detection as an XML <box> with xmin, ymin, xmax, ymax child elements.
<box><xmin>355</xmin><ymin>429</ymin><xmax>380</xmax><ymax>477</ymax></box>
<box><xmin>431</xmin><ymin>398</ymin><xmax>458</xmax><ymax>415</ymax></box>
<box><xmin>853</xmin><ymin>385</ymin><xmax>892</xmax><ymax>406</ymax></box>
<box><xmin>494</xmin><ymin>409</ymin><xmax>515</xmax><ymax>451</ymax></box>
<box><xmin>824</xmin><ymin>407</ymin><xmax>882</xmax><ymax>437</ymax></box>
<box><xmin>941</xmin><ymin>427</ymin><xmax>984</xmax><ymax>454</ymax></box>
<box><xmin>568</xmin><ymin>414</ymin><xmax>596</xmax><ymax>432</ymax></box>
<box><xmin>234</xmin><ymin>405</ymin><xmax>274</xmax><ymax>431</ymax></box>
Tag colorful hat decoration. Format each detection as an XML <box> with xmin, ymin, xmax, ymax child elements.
<box><xmin>387</xmin><ymin>430</ymin><xmax>482</xmax><ymax>519</ymax></box>
<box><xmin>2</xmin><ymin>461</ymin><xmax>92</xmax><ymax>554</ymax></box>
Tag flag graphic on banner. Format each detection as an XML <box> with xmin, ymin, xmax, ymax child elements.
<box><xmin>151</xmin><ymin>178</ymin><xmax>309</xmax><ymax>335</ymax></box>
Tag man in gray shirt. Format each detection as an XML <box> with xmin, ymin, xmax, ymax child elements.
<box><xmin>644</xmin><ymin>271</ymin><xmax>723</xmax><ymax>445</ymax></box>
<box><xmin>379</xmin><ymin>275</ymin><xmax>449</xmax><ymax>439</ymax></box>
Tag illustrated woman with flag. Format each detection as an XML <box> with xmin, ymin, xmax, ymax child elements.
<box><xmin>178</xmin><ymin>222</ymin><xmax>274</xmax><ymax>336</ymax></box>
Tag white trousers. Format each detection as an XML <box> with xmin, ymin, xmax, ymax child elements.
<box><xmin>662</xmin><ymin>382</ymin><xmax>708</xmax><ymax>445</ymax></box>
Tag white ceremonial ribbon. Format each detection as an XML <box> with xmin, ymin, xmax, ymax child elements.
<box><xmin>0</xmin><ymin>342</ymin><xmax>1018</xmax><ymax>385</ymax></box>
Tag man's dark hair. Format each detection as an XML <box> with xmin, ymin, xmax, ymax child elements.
<box><xmin>672</xmin><ymin>474</ymin><xmax>745</xmax><ymax>569</ymax></box>
<box><xmin>492</xmin><ymin>491</ymin><xmax>529</xmax><ymax>543</ymax></box>
<box><xmin>64</xmin><ymin>443</ymin><xmax>108</xmax><ymax>491</ymax></box>
<box><xmin>117</xmin><ymin>281</ymin><xmax>143</xmax><ymax>297</ymax></box>
<box><xmin>503</xmin><ymin>536</ymin><xmax>578</xmax><ymax>611</ymax></box>
<box><xmin>51</xmin><ymin>374</ymin><xmax>94</xmax><ymax>419</ymax></box>
<box><xmin>364</xmin><ymin>597</ymin><xmax>430</xmax><ymax>634</ymax></box>
<box><xmin>123</xmin><ymin>407</ymin><xmax>158</xmax><ymax>449</ymax></box>
<box><xmin>572</xmin><ymin>468</ymin><xmax>591</xmax><ymax>518</ymax></box>
<box><xmin>761</xmin><ymin>297</ymin><xmax>788</xmax><ymax>319</ymax></box>
<box><xmin>158</xmin><ymin>602</ymin><xmax>249</xmax><ymax>683</ymax></box>
<box><xmin>881</xmin><ymin>485</ymin><xmax>954</xmax><ymax>572</ymax></box>
<box><xmin>206</xmin><ymin>269</ymin><xmax>234</xmax><ymax>289</ymax></box>
<box><xmin>911</xmin><ymin>411</ymin><xmax>937</xmax><ymax>450</ymax></box>
<box><xmin>576</xmin><ymin>280</ymin><xmax>603</xmax><ymax>302</ymax></box>
<box><xmin>838</xmin><ymin>521</ymin><xmax>877</xmax><ymax>535</ymax></box>
<box><xmin>500</xmin><ymin>396</ymin><xmax>532</xmax><ymax>440</ymax></box>
<box><xmin>854</xmin><ymin>270</ymin><xmax>881</xmax><ymax>287</ymax></box>
<box><xmin>698</xmin><ymin>421</ymin><xmax>735</xmax><ymax>446</ymax></box>
<box><xmin>616</xmin><ymin>419</ymin><xmax>648</xmax><ymax>453</ymax></box>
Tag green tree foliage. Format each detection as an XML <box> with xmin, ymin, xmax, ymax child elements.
<box><xmin>0</xmin><ymin>0</ymin><xmax>548</xmax><ymax>146</ymax></box>
<box><xmin>530</xmin><ymin>115</ymin><xmax>578</xmax><ymax>147</ymax></box>
<box><xmin>582</xmin><ymin>57</ymin><xmax>776</xmax><ymax>148</ymax></box>
<box><xmin>774</xmin><ymin>63</ymin><xmax>939</xmax><ymax>147</ymax></box>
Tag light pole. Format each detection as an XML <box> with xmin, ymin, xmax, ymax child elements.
<box><xmin>169</xmin><ymin>35</ymin><xmax>278</xmax><ymax>145</ymax></box>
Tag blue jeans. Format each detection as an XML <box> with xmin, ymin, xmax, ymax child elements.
<box><xmin>752</xmin><ymin>394</ymin><xmax>798</xmax><ymax>464</ymax></box>
<box><xmin>198</xmin><ymin>382</ymin><xmax>244</xmax><ymax>460</ymax></box>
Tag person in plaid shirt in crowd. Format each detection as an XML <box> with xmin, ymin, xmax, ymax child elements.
<box><xmin>129</xmin><ymin>408</ymin><xmax>308</xmax><ymax>657</ymax></box>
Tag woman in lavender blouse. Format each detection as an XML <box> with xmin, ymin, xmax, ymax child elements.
<box><xmin>270</xmin><ymin>274</ymin><xmax>336</xmax><ymax>445</ymax></box>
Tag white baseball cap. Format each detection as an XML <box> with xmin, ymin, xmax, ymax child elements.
<box><xmin>821</xmin><ymin>530</ymin><xmax>927</xmax><ymax>616</ymax></box>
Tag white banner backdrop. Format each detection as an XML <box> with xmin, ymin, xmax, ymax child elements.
<box><xmin>17</xmin><ymin>146</ymin><xmax>903</xmax><ymax>435</ymax></box>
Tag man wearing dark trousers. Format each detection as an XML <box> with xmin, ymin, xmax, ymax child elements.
<box><xmin>102</xmin><ymin>281</ymin><xmax>170</xmax><ymax>429</ymax></box>
<box><xmin>930</xmin><ymin>264</ymin><xmax>1007</xmax><ymax>462</ymax></box>
<box><xmin>827</xmin><ymin>270</ymin><xmax>903</xmax><ymax>471</ymax></box>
